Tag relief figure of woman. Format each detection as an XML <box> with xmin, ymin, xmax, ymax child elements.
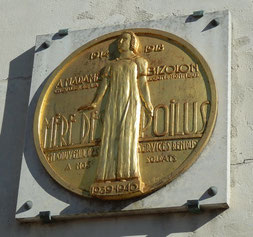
<box><xmin>78</xmin><ymin>31</ymin><xmax>153</xmax><ymax>184</ymax></box>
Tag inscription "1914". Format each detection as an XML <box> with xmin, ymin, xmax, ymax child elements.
<box><xmin>90</xmin><ymin>50</ymin><xmax>109</xmax><ymax>60</ymax></box>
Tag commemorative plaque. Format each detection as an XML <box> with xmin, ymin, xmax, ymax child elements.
<box><xmin>34</xmin><ymin>29</ymin><xmax>217</xmax><ymax>200</ymax></box>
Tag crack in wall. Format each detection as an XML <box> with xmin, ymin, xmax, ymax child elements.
<box><xmin>231</xmin><ymin>159</ymin><xmax>253</xmax><ymax>166</ymax></box>
<box><xmin>1</xmin><ymin>76</ymin><xmax>31</xmax><ymax>81</ymax></box>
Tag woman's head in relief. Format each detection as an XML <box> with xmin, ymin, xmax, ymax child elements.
<box><xmin>118</xmin><ymin>31</ymin><xmax>139</xmax><ymax>54</ymax></box>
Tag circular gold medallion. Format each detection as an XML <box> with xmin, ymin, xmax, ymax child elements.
<box><xmin>34</xmin><ymin>29</ymin><xmax>217</xmax><ymax>200</ymax></box>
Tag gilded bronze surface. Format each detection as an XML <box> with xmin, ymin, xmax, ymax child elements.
<box><xmin>34</xmin><ymin>29</ymin><xmax>217</xmax><ymax>200</ymax></box>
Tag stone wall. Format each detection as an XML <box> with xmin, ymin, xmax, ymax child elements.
<box><xmin>0</xmin><ymin>1</ymin><xmax>252</xmax><ymax>236</ymax></box>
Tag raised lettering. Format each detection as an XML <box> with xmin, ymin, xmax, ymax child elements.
<box><xmin>64</xmin><ymin>163</ymin><xmax>72</xmax><ymax>171</ymax></box>
<box><xmin>153</xmin><ymin>104</ymin><xmax>169</xmax><ymax>136</ymax></box>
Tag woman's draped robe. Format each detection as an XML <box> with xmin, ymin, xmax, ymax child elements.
<box><xmin>96</xmin><ymin>56</ymin><xmax>148</xmax><ymax>182</ymax></box>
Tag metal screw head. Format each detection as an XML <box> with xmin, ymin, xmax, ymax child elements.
<box><xmin>192</xmin><ymin>10</ymin><xmax>204</xmax><ymax>18</ymax></box>
<box><xmin>208</xmin><ymin>186</ymin><xmax>218</xmax><ymax>196</ymax></box>
<box><xmin>24</xmin><ymin>200</ymin><xmax>33</xmax><ymax>210</ymax></box>
<box><xmin>42</xmin><ymin>40</ymin><xmax>51</xmax><ymax>48</ymax></box>
<box><xmin>211</xmin><ymin>19</ymin><xmax>219</xmax><ymax>27</ymax></box>
<box><xmin>58</xmin><ymin>29</ymin><xmax>68</xmax><ymax>36</ymax></box>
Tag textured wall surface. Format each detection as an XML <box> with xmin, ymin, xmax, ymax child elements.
<box><xmin>0</xmin><ymin>0</ymin><xmax>252</xmax><ymax>236</ymax></box>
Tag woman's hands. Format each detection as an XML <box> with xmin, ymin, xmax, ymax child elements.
<box><xmin>146</xmin><ymin>102</ymin><xmax>154</xmax><ymax>117</ymax></box>
<box><xmin>77</xmin><ymin>102</ymin><xmax>97</xmax><ymax>112</ymax></box>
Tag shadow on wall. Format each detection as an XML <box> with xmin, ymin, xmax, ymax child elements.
<box><xmin>0</xmin><ymin>46</ymin><xmax>225</xmax><ymax>236</ymax></box>
<box><xmin>14</xmin><ymin>209</ymin><xmax>224</xmax><ymax>237</ymax></box>
<box><xmin>0</xmin><ymin>47</ymin><xmax>34</xmax><ymax>227</ymax></box>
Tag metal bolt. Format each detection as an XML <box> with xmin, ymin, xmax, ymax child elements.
<box><xmin>187</xmin><ymin>200</ymin><xmax>200</xmax><ymax>213</ymax></box>
<box><xmin>192</xmin><ymin>10</ymin><xmax>204</xmax><ymax>18</ymax></box>
<box><xmin>39</xmin><ymin>211</ymin><xmax>51</xmax><ymax>223</ymax></box>
<box><xmin>42</xmin><ymin>40</ymin><xmax>51</xmax><ymax>48</ymax></box>
<box><xmin>211</xmin><ymin>19</ymin><xmax>219</xmax><ymax>27</ymax></box>
<box><xmin>24</xmin><ymin>200</ymin><xmax>33</xmax><ymax>210</ymax></box>
<box><xmin>58</xmin><ymin>29</ymin><xmax>68</xmax><ymax>36</ymax></box>
<box><xmin>208</xmin><ymin>186</ymin><xmax>218</xmax><ymax>196</ymax></box>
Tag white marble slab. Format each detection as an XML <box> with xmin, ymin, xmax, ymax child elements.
<box><xmin>16</xmin><ymin>10</ymin><xmax>231</xmax><ymax>222</ymax></box>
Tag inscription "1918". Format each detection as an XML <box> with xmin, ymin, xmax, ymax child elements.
<box><xmin>144</xmin><ymin>44</ymin><xmax>164</xmax><ymax>53</ymax></box>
